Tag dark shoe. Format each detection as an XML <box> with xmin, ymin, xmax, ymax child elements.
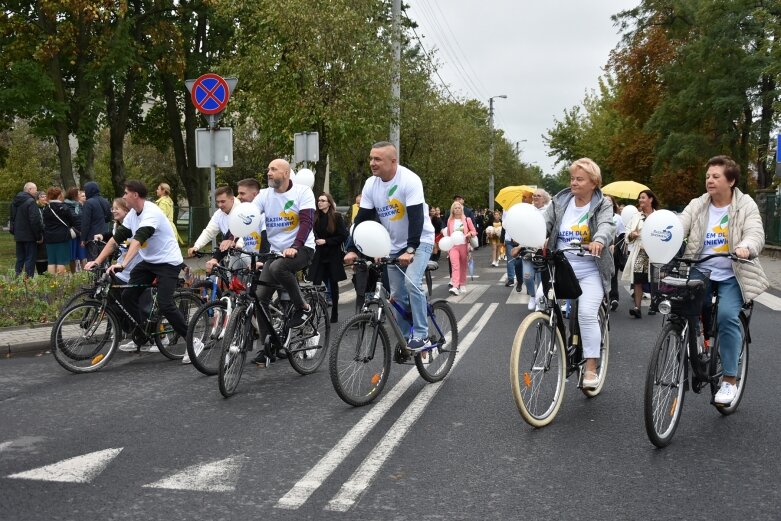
<box><xmin>629</xmin><ymin>307</ymin><xmax>642</xmax><ymax>318</ymax></box>
<box><xmin>505</xmin><ymin>279</ymin><xmax>514</xmax><ymax>287</ymax></box>
<box><xmin>407</xmin><ymin>337</ymin><xmax>432</xmax><ymax>353</ymax></box>
<box><xmin>330</xmin><ymin>311</ymin><xmax>338</xmax><ymax>323</ymax></box>
<box><xmin>515</xmin><ymin>281</ymin><xmax>523</xmax><ymax>293</ymax></box>
<box><xmin>288</xmin><ymin>306</ymin><xmax>312</xmax><ymax>329</ymax></box>
<box><xmin>610</xmin><ymin>300</ymin><xmax>619</xmax><ymax>311</ymax></box>
<box><xmin>252</xmin><ymin>351</ymin><xmax>272</xmax><ymax>367</ymax></box>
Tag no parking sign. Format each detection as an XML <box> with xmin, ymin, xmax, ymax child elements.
<box><xmin>190</xmin><ymin>73</ymin><xmax>231</xmax><ymax>115</ymax></box>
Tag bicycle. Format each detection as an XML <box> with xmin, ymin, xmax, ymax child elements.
<box><xmin>329</xmin><ymin>258</ymin><xmax>458</xmax><ymax>407</ymax></box>
<box><xmin>185</xmin><ymin>252</ymin><xmax>251</xmax><ymax>376</ymax></box>
<box><xmin>218</xmin><ymin>250</ymin><xmax>330</xmax><ymax>397</ymax></box>
<box><xmin>510</xmin><ymin>245</ymin><xmax>610</xmax><ymax>427</ymax></box>
<box><xmin>50</xmin><ymin>269</ymin><xmax>202</xmax><ymax>373</ymax></box>
<box><xmin>643</xmin><ymin>253</ymin><xmax>754</xmax><ymax>448</ymax></box>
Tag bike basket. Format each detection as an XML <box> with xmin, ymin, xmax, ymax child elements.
<box><xmin>651</xmin><ymin>262</ymin><xmax>711</xmax><ymax>315</ymax></box>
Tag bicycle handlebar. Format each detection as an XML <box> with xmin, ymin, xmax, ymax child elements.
<box><xmin>672</xmin><ymin>252</ymin><xmax>755</xmax><ymax>265</ymax></box>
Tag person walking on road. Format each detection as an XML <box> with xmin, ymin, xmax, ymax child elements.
<box><xmin>10</xmin><ymin>182</ymin><xmax>43</xmax><ymax>278</ymax></box>
<box><xmin>623</xmin><ymin>189</ymin><xmax>658</xmax><ymax>318</ymax></box>
<box><xmin>310</xmin><ymin>192</ymin><xmax>348</xmax><ymax>323</ymax></box>
<box><xmin>444</xmin><ymin>200</ymin><xmax>476</xmax><ymax>296</ymax></box>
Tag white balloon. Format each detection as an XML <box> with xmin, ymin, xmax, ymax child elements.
<box><xmin>503</xmin><ymin>203</ymin><xmax>546</xmax><ymax>248</ymax></box>
<box><xmin>640</xmin><ymin>209</ymin><xmax>684</xmax><ymax>264</ymax></box>
<box><xmin>621</xmin><ymin>205</ymin><xmax>639</xmax><ymax>227</ymax></box>
<box><xmin>353</xmin><ymin>221</ymin><xmax>391</xmax><ymax>258</ymax></box>
<box><xmin>228</xmin><ymin>202</ymin><xmax>262</xmax><ymax>238</ymax></box>
<box><xmin>295</xmin><ymin>168</ymin><xmax>315</xmax><ymax>188</ymax></box>
<box><xmin>289</xmin><ymin>170</ymin><xmax>296</xmax><ymax>182</ymax></box>
<box><xmin>438</xmin><ymin>236</ymin><xmax>454</xmax><ymax>252</ymax></box>
<box><xmin>450</xmin><ymin>230</ymin><xmax>466</xmax><ymax>245</ymax></box>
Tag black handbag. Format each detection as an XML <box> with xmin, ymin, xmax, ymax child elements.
<box><xmin>543</xmin><ymin>250</ymin><xmax>583</xmax><ymax>299</ymax></box>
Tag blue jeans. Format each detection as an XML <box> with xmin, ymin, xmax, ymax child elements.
<box><xmin>702</xmin><ymin>277</ymin><xmax>743</xmax><ymax>377</ymax></box>
<box><xmin>505</xmin><ymin>241</ymin><xmax>516</xmax><ymax>280</ymax></box>
<box><xmin>387</xmin><ymin>242</ymin><xmax>434</xmax><ymax>340</ymax></box>
<box><xmin>517</xmin><ymin>257</ymin><xmax>537</xmax><ymax>295</ymax></box>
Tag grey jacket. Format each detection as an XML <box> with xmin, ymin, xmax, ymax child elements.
<box><xmin>679</xmin><ymin>188</ymin><xmax>769</xmax><ymax>301</ymax></box>
<box><xmin>544</xmin><ymin>188</ymin><xmax>616</xmax><ymax>295</ymax></box>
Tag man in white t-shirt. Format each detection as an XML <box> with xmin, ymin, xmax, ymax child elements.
<box><xmin>188</xmin><ymin>186</ymin><xmax>240</xmax><ymax>271</ymax></box>
<box><xmin>86</xmin><ymin>180</ymin><xmax>192</xmax><ymax>357</ymax></box>
<box><xmin>343</xmin><ymin>141</ymin><xmax>435</xmax><ymax>352</ymax></box>
<box><xmin>252</xmin><ymin>159</ymin><xmax>317</xmax><ymax>333</ymax></box>
<box><xmin>236</xmin><ymin>178</ymin><xmax>269</xmax><ymax>255</ymax></box>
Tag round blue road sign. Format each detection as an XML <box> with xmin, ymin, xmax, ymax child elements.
<box><xmin>191</xmin><ymin>73</ymin><xmax>230</xmax><ymax>115</ymax></box>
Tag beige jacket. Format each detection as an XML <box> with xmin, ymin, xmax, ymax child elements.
<box><xmin>621</xmin><ymin>211</ymin><xmax>652</xmax><ymax>283</ymax></box>
<box><xmin>679</xmin><ymin>188</ymin><xmax>769</xmax><ymax>301</ymax></box>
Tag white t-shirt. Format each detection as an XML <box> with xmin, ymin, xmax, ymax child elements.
<box><xmin>556</xmin><ymin>198</ymin><xmax>598</xmax><ymax>277</ymax></box>
<box><xmin>194</xmin><ymin>202</ymin><xmax>266</xmax><ymax>253</ymax></box>
<box><xmin>252</xmin><ymin>183</ymin><xmax>316</xmax><ymax>253</ymax></box>
<box><xmin>502</xmin><ymin>210</ymin><xmax>512</xmax><ymax>242</ymax></box>
<box><xmin>700</xmin><ymin>204</ymin><xmax>732</xmax><ymax>281</ymax></box>
<box><xmin>113</xmin><ymin>222</ymin><xmax>141</xmax><ymax>283</ymax></box>
<box><xmin>359</xmin><ymin>165</ymin><xmax>435</xmax><ymax>253</ymax></box>
<box><xmin>121</xmin><ymin>201</ymin><xmax>183</xmax><ymax>266</ymax></box>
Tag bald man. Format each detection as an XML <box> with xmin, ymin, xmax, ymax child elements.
<box><xmin>250</xmin><ymin>159</ymin><xmax>317</xmax><ymax>362</ymax></box>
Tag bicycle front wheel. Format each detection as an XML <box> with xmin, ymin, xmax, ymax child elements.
<box><xmin>186</xmin><ymin>299</ymin><xmax>230</xmax><ymax>376</ymax></box>
<box><xmin>51</xmin><ymin>301</ymin><xmax>119</xmax><ymax>373</ymax></box>
<box><xmin>156</xmin><ymin>291</ymin><xmax>203</xmax><ymax>359</ymax></box>
<box><xmin>415</xmin><ymin>300</ymin><xmax>458</xmax><ymax>382</ymax></box>
<box><xmin>329</xmin><ymin>313</ymin><xmax>391</xmax><ymax>407</ymax></box>
<box><xmin>582</xmin><ymin>305</ymin><xmax>610</xmax><ymax>397</ymax></box>
<box><xmin>288</xmin><ymin>291</ymin><xmax>330</xmax><ymax>375</ymax></box>
<box><xmin>510</xmin><ymin>311</ymin><xmax>567</xmax><ymax>427</ymax></box>
<box><xmin>218</xmin><ymin>305</ymin><xmax>252</xmax><ymax>398</ymax></box>
<box><xmin>644</xmin><ymin>322</ymin><xmax>687</xmax><ymax>448</ymax></box>
<box><xmin>709</xmin><ymin>315</ymin><xmax>749</xmax><ymax>416</ymax></box>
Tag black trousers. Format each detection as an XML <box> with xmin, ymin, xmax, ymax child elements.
<box><xmin>15</xmin><ymin>241</ymin><xmax>37</xmax><ymax>277</ymax></box>
<box><xmin>123</xmin><ymin>261</ymin><xmax>188</xmax><ymax>338</ymax></box>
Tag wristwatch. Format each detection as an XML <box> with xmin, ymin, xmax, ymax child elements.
<box><xmin>405</xmin><ymin>246</ymin><xmax>416</xmax><ymax>255</ymax></box>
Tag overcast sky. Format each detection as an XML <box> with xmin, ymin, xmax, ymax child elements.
<box><xmin>404</xmin><ymin>0</ymin><xmax>638</xmax><ymax>176</ymax></box>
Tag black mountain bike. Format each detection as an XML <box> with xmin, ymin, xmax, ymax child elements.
<box><xmin>218</xmin><ymin>250</ymin><xmax>330</xmax><ymax>397</ymax></box>
<box><xmin>51</xmin><ymin>270</ymin><xmax>202</xmax><ymax>373</ymax></box>
<box><xmin>510</xmin><ymin>245</ymin><xmax>610</xmax><ymax>427</ymax></box>
<box><xmin>329</xmin><ymin>258</ymin><xmax>458</xmax><ymax>407</ymax></box>
<box><xmin>644</xmin><ymin>253</ymin><xmax>754</xmax><ymax>448</ymax></box>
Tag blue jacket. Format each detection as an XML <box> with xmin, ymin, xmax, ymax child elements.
<box><xmin>80</xmin><ymin>182</ymin><xmax>111</xmax><ymax>241</ymax></box>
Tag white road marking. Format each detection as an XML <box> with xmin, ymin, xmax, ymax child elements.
<box><xmin>0</xmin><ymin>441</ymin><xmax>13</xmax><ymax>452</ymax></box>
<box><xmin>325</xmin><ymin>303</ymin><xmax>499</xmax><ymax>512</ymax></box>
<box><xmin>142</xmin><ymin>456</ymin><xmax>243</xmax><ymax>492</ymax></box>
<box><xmin>452</xmin><ymin>284</ymin><xmax>490</xmax><ymax>304</ymax></box>
<box><xmin>506</xmin><ymin>291</ymin><xmax>531</xmax><ymax>305</ymax></box>
<box><xmin>755</xmin><ymin>292</ymin><xmax>781</xmax><ymax>311</ymax></box>
<box><xmin>7</xmin><ymin>448</ymin><xmax>123</xmax><ymax>483</ymax></box>
<box><xmin>275</xmin><ymin>303</ymin><xmax>484</xmax><ymax>510</ymax></box>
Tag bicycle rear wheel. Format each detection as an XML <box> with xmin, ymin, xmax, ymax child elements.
<box><xmin>415</xmin><ymin>300</ymin><xmax>458</xmax><ymax>382</ymax></box>
<box><xmin>582</xmin><ymin>305</ymin><xmax>610</xmax><ymax>397</ymax></box>
<box><xmin>709</xmin><ymin>315</ymin><xmax>749</xmax><ymax>415</ymax></box>
<box><xmin>288</xmin><ymin>291</ymin><xmax>330</xmax><ymax>375</ymax></box>
<box><xmin>510</xmin><ymin>311</ymin><xmax>567</xmax><ymax>427</ymax></box>
<box><xmin>644</xmin><ymin>322</ymin><xmax>687</xmax><ymax>448</ymax></box>
<box><xmin>218</xmin><ymin>305</ymin><xmax>252</xmax><ymax>398</ymax></box>
<box><xmin>329</xmin><ymin>313</ymin><xmax>391</xmax><ymax>407</ymax></box>
<box><xmin>156</xmin><ymin>291</ymin><xmax>203</xmax><ymax>359</ymax></box>
<box><xmin>51</xmin><ymin>301</ymin><xmax>119</xmax><ymax>373</ymax></box>
<box><xmin>186</xmin><ymin>299</ymin><xmax>230</xmax><ymax>376</ymax></box>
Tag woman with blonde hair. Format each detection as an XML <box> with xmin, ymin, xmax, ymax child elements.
<box><xmin>443</xmin><ymin>201</ymin><xmax>476</xmax><ymax>296</ymax></box>
<box><xmin>155</xmin><ymin>183</ymin><xmax>184</xmax><ymax>245</ymax></box>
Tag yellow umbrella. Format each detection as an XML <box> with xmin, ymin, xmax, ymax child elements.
<box><xmin>495</xmin><ymin>185</ymin><xmax>535</xmax><ymax>209</ymax></box>
<box><xmin>602</xmin><ymin>180</ymin><xmax>650</xmax><ymax>200</ymax></box>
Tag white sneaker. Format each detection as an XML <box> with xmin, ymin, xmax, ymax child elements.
<box><xmin>714</xmin><ymin>382</ymin><xmax>737</xmax><ymax>406</ymax></box>
<box><xmin>181</xmin><ymin>352</ymin><xmax>191</xmax><ymax>364</ymax></box>
<box><xmin>448</xmin><ymin>286</ymin><xmax>459</xmax><ymax>296</ymax></box>
<box><xmin>459</xmin><ymin>285</ymin><xmax>468</xmax><ymax>294</ymax></box>
<box><xmin>119</xmin><ymin>340</ymin><xmax>139</xmax><ymax>352</ymax></box>
<box><xmin>528</xmin><ymin>297</ymin><xmax>537</xmax><ymax>311</ymax></box>
<box><xmin>140</xmin><ymin>343</ymin><xmax>159</xmax><ymax>353</ymax></box>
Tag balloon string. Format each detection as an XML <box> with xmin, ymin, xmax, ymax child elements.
<box><xmin>389</xmin><ymin>263</ymin><xmax>429</xmax><ymax>300</ymax></box>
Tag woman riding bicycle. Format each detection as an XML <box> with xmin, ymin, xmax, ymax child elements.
<box><xmin>540</xmin><ymin>158</ymin><xmax>615</xmax><ymax>389</ymax></box>
<box><xmin>678</xmin><ymin>155</ymin><xmax>768</xmax><ymax>406</ymax></box>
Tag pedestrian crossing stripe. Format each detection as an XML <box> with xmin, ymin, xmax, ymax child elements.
<box><xmin>142</xmin><ymin>456</ymin><xmax>244</xmax><ymax>492</ymax></box>
<box><xmin>7</xmin><ymin>448</ymin><xmax>123</xmax><ymax>483</ymax></box>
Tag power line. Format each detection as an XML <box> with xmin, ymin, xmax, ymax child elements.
<box><xmin>406</xmin><ymin>16</ymin><xmax>458</xmax><ymax>102</ymax></box>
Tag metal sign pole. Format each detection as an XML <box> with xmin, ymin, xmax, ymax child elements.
<box><xmin>209</xmin><ymin>114</ymin><xmax>217</xmax><ymax>250</ymax></box>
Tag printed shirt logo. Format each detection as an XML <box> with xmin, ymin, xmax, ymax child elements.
<box><xmin>559</xmin><ymin>212</ymin><xmax>590</xmax><ymax>244</ymax></box>
<box><xmin>378</xmin><ymin>185</ymin><xmax>405</xmax><ymax>222</ymax></box>
<box><xmin>266</xmin><ymin>200</ymin><xmax>298</xmax><ymax>232</ymax></box>
<box><xmin>705</xmin><ymin>214</ymin><xmax>729</xmax><ymax>252</ymax></box>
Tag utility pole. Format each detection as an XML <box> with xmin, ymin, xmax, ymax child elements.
<box><xmin>488</xmin><ymin>95</ymin><xmax>507</xmax><ymax>211</ymax></box>
<box><xmin>390</xmin><ymin>0</ymin><xmax>401</xmax><ymax>152</ymax></box>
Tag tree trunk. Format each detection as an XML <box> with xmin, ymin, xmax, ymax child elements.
<box><xmin>104</xmin><ymin>67</ymin><xmax>139</xmax><ymax>197</ymax></box>
<box><xmin>45</xmin><ymin>56</ymin><xmax>76</xmax><ymax>189</ymax></box>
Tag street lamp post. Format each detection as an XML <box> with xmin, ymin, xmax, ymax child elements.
<box><xmin>488</xmin><ymin>94</ymin><xmax>507</xmax><ymax>211</ymax></box>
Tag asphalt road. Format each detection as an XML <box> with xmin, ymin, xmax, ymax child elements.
<box><xmin>2</xmin><ymin>250</ymin><xmax>780</xmax><ymax>521</ymax></box>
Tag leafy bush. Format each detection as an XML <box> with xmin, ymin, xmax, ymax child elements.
<box><xmin>0</xmin><ymin>271</ymin><xmax>92</xmax><ymax>327</ymax></box>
